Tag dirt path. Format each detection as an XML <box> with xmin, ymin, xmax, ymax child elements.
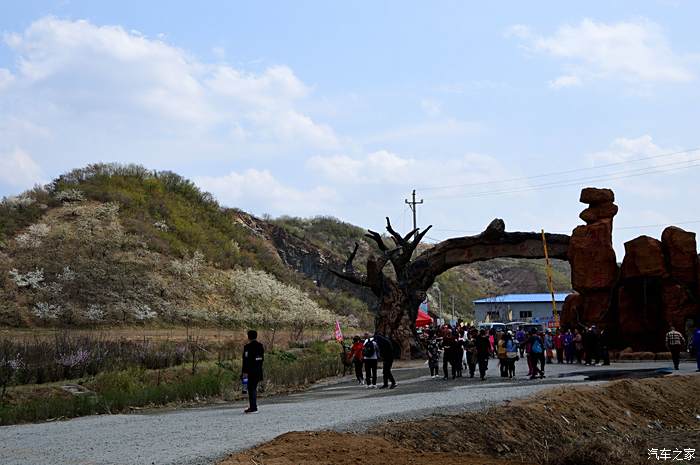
<box><xmin>0</xmin><ymin>361</ymin><xmax>696</xmax><ymax>465</ymax></box>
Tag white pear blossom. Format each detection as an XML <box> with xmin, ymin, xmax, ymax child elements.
<box><xmin>15</xmin><ymin>223</ymin><xmax>50</xmax><ymax>248</ymax></box>
<box><xmin>2</xmin><ymin>194</ymin><xmax>35</xmax><ymax>209</ymax></box>
<box><xmin>133</xmin><ymin>304</ymin><xmax>157</xmax><ymax>321</ymax></box>
<box><xmin>171</xmin><ymin>250</ymin><xmax>205</xmax><ymax>278</ymax></box>
<box><xmin>33</xmin><ymin>302</ymin><xmax>60</xmax><ymax>320</ymax></box>
<box><xmin>153</xmin><ymin>221</ymin><xmax>169</xmax><ymax>231</ymax></box>
<box><xmin>9</xmin><ymin>268</ymin><xmax>45</xmax><ymax>289</ymax></box>
<box><xmin>54</xmin><ymin>189</ymin><xmax>85</xmax><ymax>203</ymax></box>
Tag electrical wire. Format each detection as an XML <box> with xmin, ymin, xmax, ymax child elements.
<box><xmin>416</xmin><ymin>147</ymin><xmax>700</xmax><ymax>192</ymax></box>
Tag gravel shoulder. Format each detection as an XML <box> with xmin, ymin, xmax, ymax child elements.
<box><xmin>0</xmin><ymin>360</ymin><xmax>695</xmax><ymax>465</ymax></box>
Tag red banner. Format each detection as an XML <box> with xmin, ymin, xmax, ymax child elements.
<box><xmin>334</xmin><ymin>320</ymin><xmax>343</xmax><ymax>342</ymax></box>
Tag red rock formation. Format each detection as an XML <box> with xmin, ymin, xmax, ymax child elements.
<box><xmin>569</xmin><ymin>221</ymin><xmax>618</xmax><ymax>290</ymax></box>
<box><xmin>620</xmin><ymin>236</ymin><xmax>667</xmax><ymax>279</ymax></box>
<box><xmin>661</xmin><ymin>226</ymin><xmax>698</xmax><ymax>286</ymax></box>
<box><xmin>662</xmin><ymin>282</ymin><xmax>696</xmax><ymax>333</ymax></box>
<box><xmin>563</xmin><ymin>187</ymin><xmax>618</xmax><ymax>329</ymax></box>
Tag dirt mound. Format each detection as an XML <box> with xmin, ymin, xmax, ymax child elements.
<box><xmin>221</xmin><ymin>375</ymin><xmax>700</xmax><ymax>465</ymax></box>
<box><xmin>221</xmin><ymin>431</ymin><xmax>532</xmax><ymax>465</ymax></box>
<box><xmin>375</xmin><ymin>375</ymin><xmax>700</xmax><ymax>464</ymax></box>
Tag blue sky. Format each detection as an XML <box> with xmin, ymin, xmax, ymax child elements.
<box><xmin>1</xmin><ymin>1</ymin><xmax>699</xmax><ymax>256</ymax></box>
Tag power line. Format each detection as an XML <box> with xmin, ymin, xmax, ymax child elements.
<box><xmin>417</xmin><ymin>147</ymin><xmax>700</xmax><ymax>192</ymax></box>
<box><xmin>425</xmin><ymin>158</ymin><xmax>700</xmax><ymax>200</ymax></box>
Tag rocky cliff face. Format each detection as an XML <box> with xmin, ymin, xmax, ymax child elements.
<box><xmin>231</xmin><ymin>211</ymin><xmax>378</xmax><ymax>309</ymax></box>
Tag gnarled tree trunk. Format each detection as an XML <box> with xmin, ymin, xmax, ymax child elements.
<box><xmin>331</xmin><ymin>218</ymin><xmax>570</xmax><ymax>359</ymax></box>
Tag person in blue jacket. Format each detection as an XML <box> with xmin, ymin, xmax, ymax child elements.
<box><xmin>693</xmin><ymin>323</ymin><xmax>700</xmax><ymax>372</ymax></box>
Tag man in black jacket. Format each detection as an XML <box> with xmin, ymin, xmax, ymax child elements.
<box><xmin>475</xmin><ymin>329</ymin><xmax>490</xmax><ymax>380</ymax></box>
<box><xmin>374</xmin><ymin>332</ymin><xmax>396</xmax><ymax>389</ymax></box>
<box><xmin>241</xmin><ymin>329</ymin><xmax>265</xmax><ymax>413</ymax></box>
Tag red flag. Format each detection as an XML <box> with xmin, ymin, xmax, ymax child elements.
<box><xmin>334</xmin><ymin>320</ymin><xmax>343</xmax><ymax>342</ymax></box>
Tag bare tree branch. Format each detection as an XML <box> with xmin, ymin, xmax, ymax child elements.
<box><xmin>329</xmin><ymin>268</ymin><xmax>370</xmax><ymax>287</ymax></box>
<box><xmin>385</xmin><ymin>217</ymin><xmax>406</xmax><ymax>246</ymax></box>
<box><xmin>344</xmin><ymin>242</ymin><xmax>359</xmax><ymax>273</ymax></box>
<box><xmin>365</xmin><ymin>230</ymin><xmax>388</xmax><ymax>252</ymax></box>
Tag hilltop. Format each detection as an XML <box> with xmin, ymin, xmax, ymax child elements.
<box><xmin>0</xmin><ymin>164</ymin><xmax>571</xmax><ymax>329</ymax></box>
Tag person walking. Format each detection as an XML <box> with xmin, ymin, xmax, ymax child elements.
<box><xmin>544</xmin><ymin>329</ymin><xmax>554</xmax><ymax>364</ymax></box>
<box><xmin>564</xmin><ymin>329</ymin><xmax>574</xmax><ymax>364</ymax></box>
<box><xmin>516</xmin><ymin>327</ymin><xmax>526</xmax><ymax>357</ymax></box>
<box><xmin>475</xmin><ymin>329</ymin><xmax>490</xmax><ymax>380</ymax></box>
<box><xmin>465</xmin><ymin>330</ymin><xmax>478</xmax><ymax>378</ymax></box>
<box><xmin>442</xmin><ymin>331</ymin><xmax>455</xmax><ymax>379</ymax></box>
<box><xmin>497</xmin><ymin>333</ymin><xmax>508</xmax><ymax>377</ymax></box>
<box><xmin>374</xmin><ymin>332</ymin><xmax>397</xmax><ymax>389</ymax></box>
<box><xmin>553</xmin><ymin>329</ymin><xmax>564</xmax><ymax>364</ymax></box>
<box><xmin>426</xmin><ymin>332</ymin><xmax>440</xmax><ymax>378</ymax></box>
<box><xmin>692</xmin><ymin>323</ymin><xmax>700</xmax><ymax>372</ymax></box>
<box><xmin>528</xmin><ymin>329</ymin><xmax>545</xmax><ymax>379</ymax></box>
<box><xmin>505</xmin><ymin>331</ymin><xmax>517</xmax><ymax>378</ymax></box>
<box><xmin>665</xmin><ymin>326</ymin><xmax>686</xmax><ymax>370</ymax></box>
<box><xmin>241</xmin><ymin>329</ymin><xmax>265</xmax><ymax>414</ymax></box>
<box><xmin>349</xmin><ymin>336</ymin><xmax>364</xmax><ymax>384</ymax></box>
<box><xmin>362</xmin><ymin>334</ymin><xmax>378</xmax><ymax>388</ymax></box>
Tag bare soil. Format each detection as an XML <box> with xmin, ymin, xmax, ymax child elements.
<box><xmin>221</xmin><ymin>375</ymin><xmax>700</xmax><ymax>465</ymax></box>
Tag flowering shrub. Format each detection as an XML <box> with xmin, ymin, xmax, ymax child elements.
<box><xmin>33</xmin><ymin>302</ymin><xmax>61</xmax><ymax>320</ymax></box>
<box><xmin>15</xmin><ymin>223</ymin><xmax>50</xmax><ymax>248</ymax></box>
<box><xmin>9</xmin><ymin>268</ymin><xmax>45</xmax><ymax>289</ymax></box>
<box><xmin>133</xmin><ymin>304</ymin><xmax>157</xmax><ymax>321</ymax></box>
<box><xmin>171</xmin><ymin>250</ymin><xmax>205</xmax><ymax>278</ymax></box>
<box><xmin>85</xmin><ymin>304</ymin><xmax>105</xmax><ymax>322</ymax></box>
<box><xmin>54</xmin><ymin>189</ymin><xmax>85</xmax><ymax>203</ymax></box>
<box><xmin>153</xmin><ymin>221</ymin><xmax>169</xmax><ymax>231</ymax></box>
<box><xmin>2</xmin><ymin>195</ymin><xmax>35</xmax><ymax>209</ymax></box>
<box><xmin>230</xmin><ymin>269</ymin><xmax>339</xmax><ymax>340</ymax></box>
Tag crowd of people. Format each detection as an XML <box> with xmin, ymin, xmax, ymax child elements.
<box><xmin>417</xmin><ymin>322</ymin><xmax>613</xmax><ymax>381</ymax></box>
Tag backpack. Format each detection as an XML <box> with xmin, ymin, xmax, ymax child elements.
<box><xmin>532</xmin><ymin>338</ymin><xmax>543</xmax><ymax>354</ymax></box>
<box><xmin>362</xmin><ymin>340</ymin><xmax>375</xmax><ymax>358</ymax></box>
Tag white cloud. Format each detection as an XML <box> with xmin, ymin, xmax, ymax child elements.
<box><xmin>0</xmin><ymin>16</ymin><xmax>338</xmax><ymax>192</ymax></box>
<box><xmin>510</xmin><ymin>18</ymin><xmax>695</xmax><ymax>86</ymax></box>
<box><xmin>195</xmin><ymin>169</ymin><xmax>336</xmax><ymax>216</ymax></box>
<box><xmin>308</xmin><ymin>150</ymin><xmax>509</xmax><ymax>189</ymax></box>
<box><xmin>548</xmin><ymin>75</ymin><xmax>581</xmax><ymax>89</ymax></box>
<box><xmin>0</xmin><ymin>148</ymin><xmax>43</xmax><ymax>188</ymax></box>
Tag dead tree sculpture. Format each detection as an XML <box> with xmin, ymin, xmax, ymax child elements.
<box><xmin>331</xmin><ymin>218</ymin><xmax>570</xmax><ymax>358</ymax></box>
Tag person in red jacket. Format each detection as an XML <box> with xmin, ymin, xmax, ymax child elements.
<box><xmin>348</xmin><ymin>335</ymin><xmax>364</xmax><ymax>384</ymax></box>
<box><xmin>553</xmin><ymin>329</ymin><xmax>564</xmax><ymax>364</ymax></box>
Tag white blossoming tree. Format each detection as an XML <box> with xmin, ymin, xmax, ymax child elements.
<box><xmin>230</xmin><ymin>269</ymin><xmax>339</xmax><ymax>348</ymax></box>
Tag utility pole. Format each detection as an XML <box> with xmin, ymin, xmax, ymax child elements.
<box><xmin>405</xmin><ymin>189</ymin><xmax>423</xmax><ymax>234</ymax></box>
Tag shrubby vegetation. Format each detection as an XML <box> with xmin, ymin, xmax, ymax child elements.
<box><xmin>0</xmin><ymin>163</ymin><xmax>364</xmax><ymax>330</ymax></box>
<box><xmin>0</xmin><ymin>333</ymin><xmax>345</xmax><ymax>425</ymax></box>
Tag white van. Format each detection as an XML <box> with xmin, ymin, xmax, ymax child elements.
<box><xmin>477</xmin><ymin>322</ymin><xmax>506</xmax><ymax>333</ymax></box>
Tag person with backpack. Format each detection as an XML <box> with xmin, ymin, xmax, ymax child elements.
<box><xmin>348</xmin><ymin>335</ymin><xmax>364</xmax><ymax>385</ymax></box>
<box><xmin>497</xmin><ymin>332</ymin><xmax>508</xmax><ymax>377</ymax></box>
<box><xmin>373</xmin><ymin>332</ymin><xmax>396</xmax><ymax>389</ymax></box>
<box><xmin>528</xmin><ymin>329</ymin><xmax>545</xmax><ymax>379</ymax></box>
<box><xmin>362</xmin><ymin>334</ymin><xmax>378</xmax><ymax>388</ymax></box>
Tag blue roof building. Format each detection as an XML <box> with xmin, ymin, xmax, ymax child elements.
<box><xmin>473</xmin><ymin>292</ymin><xmax>570</xmax><ymax>324</ymax></box>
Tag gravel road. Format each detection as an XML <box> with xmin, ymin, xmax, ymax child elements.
<box><xmin>1</xmin><ymin>360</ymin><xmax>694</xmax><ymax>465</ymax></box>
